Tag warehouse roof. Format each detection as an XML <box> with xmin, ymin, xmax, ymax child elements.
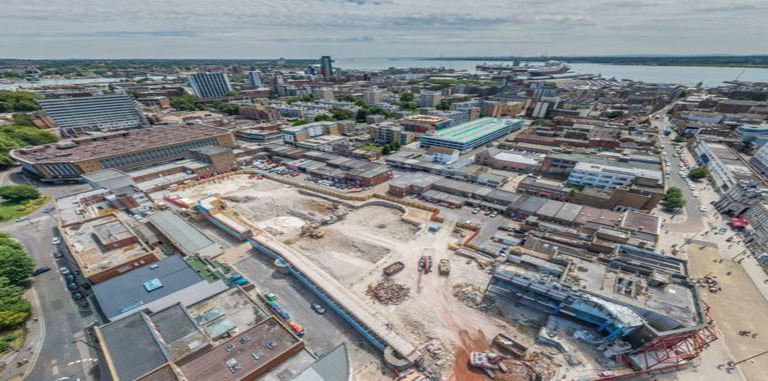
<box><xmin>429</xmin><ymin>117</ymin><xmax>518</xmax><ymax>143</ymax></box>
<box><xmin>147</xmin><ymin>211</ymin><xmax>221</xmax><ymax>256</ymax></box>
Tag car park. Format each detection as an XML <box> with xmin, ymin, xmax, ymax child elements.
<box><xmin>31</xmin><ymin>267</ymin><xmax>51</xmax><ymax>276</ymax></box>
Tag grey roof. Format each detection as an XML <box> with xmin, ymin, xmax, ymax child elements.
<box><xmin>99</xmin><ymin>313</ymin><xmax>168</xmax><ymax>381</ymax></box>
<box><xmin>538</xmin><ymin>200</ymin><xmax>566</xmax><ymax>218</ymax></box>
<box><xmin>93</xmin><ymin>256</ymin><xmax>204</xmax><ymax>319</ymax></box>
<box><xmin>147</xmin><ymin>211</ymin><xmax>218</xmax><ymax>256</ymax></box>
<box><xmin>291</xmin><ymin>344</ymin><xmax>350</xmax><ymax>381</ymax></box>
<box><xmin>518</xmin><ymin>196</ymin><xmax>548</xmax><ymax>214</ymax></box>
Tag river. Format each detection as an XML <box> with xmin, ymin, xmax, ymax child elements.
<box><xmin>334</xmin><ymin>58</ymin><xmax>768</xmax><ymax>87</ymax></box>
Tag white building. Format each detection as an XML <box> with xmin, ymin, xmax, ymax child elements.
<box><xmin>567</xmin><ymin>161</ymin><xmax>661</xmax><ymax>190</ymax></box>
<box><xmin>364</xmin><ymin>87</ymin><xmax>386</xmax><ymax>105</ymax></box>
<box><xmin>427</xmin><ymin>146</ymin><xmax>459</xmax><ymax>164</ymax></box>
<box><xmin>188</xmin><ymin>72</ymin><xmax>232</xmax><ymax>98</ymax></box>
<box><xmin>312</xmin><ymin>87</ymin><xmax>335</xmax><ymax>101</ymax></box>
<box><xmin>419</xmin><ymin>91</ymin><xmax>443</xmax><ymax>108</ymax></box>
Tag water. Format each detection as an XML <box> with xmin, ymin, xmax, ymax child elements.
<box><xmin>334</xmin><ymin>58</ymin><xmax>768</xmax><ymax>87</ymax></box>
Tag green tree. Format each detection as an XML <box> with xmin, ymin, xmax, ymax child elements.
<box><xmin>0</xmin><ymin>277</ymin><xmax>31</xmax><ymax>329</ymax></box>
<box><xmin>330</xmin><ymin>108</ymin><xmax>354</xmax><ymax>121</ymax></box>
<box><xmin>170</xmin><ymin>94</ymin><xmax>203</xmax><ymax>111</ymax></box>
<box><xmin>399</xmin><ymin>92</ymin><xmax>415</xmax><ymax>102</ymax></box>
<box><xmin>391</xmin><ymin>141</ymin><xmax>401</xmax><ymax>151</ymax></box>
<box><xmin>0</xmin><ymin>185</ymin><xmax>40</xmax><ymax>203</ymax></box>
<box><xmin>314</xmin><ymin>114</ymin><xmax>333</xmax><ymax>122</ymax></box>
<box><xmin>382</xmin><ymin>145</ymin><xmax>392</xmax><ymax>155</ymax></box>
<box><xmin>673</xmin><ymin>135</ymin><xmax>687</xmax><ymax>143</ymax></box>
<box><xmin>662</xmin><ymin>187</ymin><xmax>686</xmax><ymax>211</ymax></box>
<box><xmin>688</xmin><ymin>167</ymin><xmax>709</xmax><ymax>180</ymax></box>
<box><xmin>210</xmin><ymin>102</ymin><xmax>239</xmax><ymax>115</ymax></box>
<box><xmin>292</xmin><ymin>119</ymin><xmax>309</xmax><ymax>126</ymax></box>
<box><xmin>0</xmin><ymin>91</ymin><xmax>39</xmax><ymax>112</ymax></box>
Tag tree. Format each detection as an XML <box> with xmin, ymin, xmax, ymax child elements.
<box><xmin>391</xmin><ymin>141</ymin><xmax>401</xmax><ymax>151</ymax></box>
<box><xmin>382</xmin><ymin>145</ymin><xmax>392</xmax><ymax>155</ymax></box>
<box><xmin>662</xmin><ymin>187</ymin><xmax>686</xmax><ymax>211</ymax></box>
<box><xmin>0</xmin><ymin>91</ymin><xmax>39</xmax><ymax>112</ymax></box>
<box><xmin>399</xmin><ymin>92</ymin><xmax>415</xmax><ymax>102</ymax></box>
<box><xmin>0</xmin><ymin>185</ymin><xmax>39</xmax><ymax>203</ymax></box>
<box><xmin>210</xmin><ymin>102</ymin><xmax>239</xmax><ymax>115</ymax></box>
<box><xmin>314</xmin><ymin>114</ymin><xmax>333</xmax><ymax>122</ymax></box>
<box><xmin>0</xmin><ymin>233</ymin><xmax>34</xmax><ymax>287</ymax></box>
<box><xmin>673</xmin><ymin>135</ymin><xmax>687</xmax><ymax>143</ymax></box>
<box><xmin>688</xmin><ymin>167</ymin><xmax>709</xmax><ymax>180</ymax></box>
<box><xmin>170</xmin><ymin>94</ymin><xmax>203</xmax><ymax>111</ymax></box>
<box><xmin>330</xmin><ymin>108</ymin><xmax>354</xmax><ymax>121</ymax></box>
<box><xmin>292</xmin><ymin>120</ymin><xmax>309</xmax><ymax>126</ymax></box>
<box><xmin>0</xmin><ymin>277</ymin><xmax>31</xmax><ymax>329</ymax></box>
<box><xmin>436</xmin><ymin>99</ymin><xmax>452</xmax><ymax>111</ymax></box>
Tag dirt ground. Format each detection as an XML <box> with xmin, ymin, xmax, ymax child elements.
<box><xmin>687</xmin><ymin>243</ymin><xmax>768</xmax><ymax>381</ymax></box>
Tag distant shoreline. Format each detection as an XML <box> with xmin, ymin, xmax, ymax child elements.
<box><xmin>417</xmin><ymin>56</ymin><xmax>768</xmax><ymax>69</ymax></box>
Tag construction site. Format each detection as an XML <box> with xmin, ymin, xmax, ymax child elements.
<box><xmin>159</xmin><ymin>172</ymin><xmax>717</xmax><ymax>381</ymax></box>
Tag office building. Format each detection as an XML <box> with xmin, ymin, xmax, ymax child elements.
<box><xmin>37</xmin><ymin>95</ymin><xmax>145</xmax><ymax>137</ymax></box>
<box><xmin>419</xmin><ymin>91</ymin><xmax>443</xmax><ymax>108</ymax></box>
<box><xmin>247</xmin><ymin>70</ymin><xmax>263</xmax><ymax>88</ymax></box>
<box><xmin>750</xmin><ymin>142</ymin><xmax>768</xmax><ymax>177</ymax></box>
<box><xmin>282</xmin><ymin>121</ymin><xmax>339</xmax><ymax>144</ymax></box>
<box><xmin>369</xmin><ymin>122</ymin><xmax>415</xmax><ymax>146</ymax></box>
<box><xmin>737</xmin><ymin>123</ymin><xmax>768</xmax><ymax>147</ymax></box>
<box><xmin>364</xmin><ymin>87</ymin><xmax>386</xmax><ymax>105</ymax></box>
<box><xmin>693</xmin><ymin>141</ymin><xmax>756</xmax><ymax>191</ymax></box>
<box><xmin>11</xmin><ymin>124</ymin><xmax>235</xmax><ymax>182</ymax></box>
<box><xmin>312</xmin><ymin>87</ymin><xmax>335</xmax><ymax>100</ymax></box>
<box><xmin>419</xmin><ymin>117</ymin><xmax>523</xmax><ymax>153</ymax></box>
<box><xmin>400</xmin><ymin>115</ymin><xmax>451</xmax><ymax>133</ymax></box>
<box><xmin>566</xmin><ymin>161</ymin><xmax>662</xmax><ymax>190</ymax></box>
<box><xmin>188</xmin><ymin>72</ymin><xmax>232</xmax><ymax>98</ymax></box>
<box><xmin>320</xmin><ymin>56</ymin><xmax>334</xmax><ymax>79</ymax></box>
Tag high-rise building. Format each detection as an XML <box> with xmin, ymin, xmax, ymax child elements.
<box><xmin>188</xmin><ymin>72</ymin><xmax>232</xmax><ymax>98</ymax></box>
<box><xmin>320</xmin><ymin>56</ymin><xmax>334</xmax><ymax>79</ymax></box>
<box><xmin>247</xmin><ymin>70</ymin><xmax>263</xmax><ymax>88</ymax></box>
<box><xmin>419</xmin><ymin>91</ymin><xmax>443</xmax><ymax>108</ymax></box>
<box><xmin>364</xmin><ymin>87</ymin><xmax>386</xmax><ymax>105</ymax></box>
<box><xmin>38</xmin><ymin>95</ymin><xmax>145</xmax><ymax>137</ymax></box>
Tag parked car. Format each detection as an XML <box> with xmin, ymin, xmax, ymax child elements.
<box><xmin>71</xmin><ymin>291</ymin><xmax>84</xmax><ymax>300</ymax></box>
<box><xmin>59</xmin><ymin>266</ymin><xmax>71</xmax><ymax>275</ymax></box>
<box><xmin>51</xmin><ymin>237</ymin><xmax>61</xmax><ymax>245</ymax></box>
<box><xmin>66</xmin><ymin>282</ymin><xmax>78</xmax><ymax>290</ymax></box>
<box><xmin>53</xmin><ymin>251</ymin><xmax>64</xmax><ymax>259</ymax></box>
<box><xmin>263</xmin><ymin>291</ymin><xmax>277</xmax><ymax>302</ymax></box>
<box><xmin>311</xmin><ymin>302</ymin><xmax>326</xmax><ymax>314</ymax></box>
<box><xmin>31</xmin><ymin>267</ymin><xmax>51</xmax><ymax>276</ymax></box>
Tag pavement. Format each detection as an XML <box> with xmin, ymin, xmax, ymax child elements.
<box><xmin>0</xmin><ymin>169</ymin><xmax>103</xmax><ymax>381</ymax></box>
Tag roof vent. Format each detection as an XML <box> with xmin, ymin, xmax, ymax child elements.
<box><xmin>55</xmin><ymin>141</ymin><xmax>77</xmax><ymax>149</ymax></box>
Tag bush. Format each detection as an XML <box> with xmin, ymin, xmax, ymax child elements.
<box><xmin>3</xmin><ymin>334</ymin><xmax>16</xmax><ymax>342</ymax></box>
<box><xmin>0</xmin><ymin>341</ymin><xmax>8</xmax><ymax>352</ymax></box>
<box><xmin>0</xmin><ymin>185</ymin><xmax>40</xmax><ymax>203</ymax></box>
<box><xmin>688</xmin><ymin>167</ymin><xmax>709</xmax><ymax>180</ymax></box>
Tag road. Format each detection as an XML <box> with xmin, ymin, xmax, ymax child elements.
<box><xmin>233</xmin><ymin>253</ymin><xmax>382</xmax><ymax>371</ymax></box>
<box><xmin>0</xmin><ymin>169</ymin><xmax>102</xmax><ymax>381</ymax></box>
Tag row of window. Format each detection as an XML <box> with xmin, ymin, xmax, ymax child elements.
<box><xmin>100</xmin><ymin>139</ymin><xmax>218</xmax><ymax>168</ymax></box>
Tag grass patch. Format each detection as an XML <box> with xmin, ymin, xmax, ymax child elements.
<box><xmin>0</xmin><ymin>327</ymin><xmax>27</xmax><ymax>352</ymax></box>
<box><xmin>0</xmin><ymin>195</ymin><xmax>49</xmax><ymax>222</ymax></box>
<box><xmin>357</xmin><ymin>143</ymin><xmax>383</xmax><ymax>152</ymax></box>
<box><xmin>187</xmin><ymin>257</ymin><xmax>219</xmax><ymax>282</ymax></box>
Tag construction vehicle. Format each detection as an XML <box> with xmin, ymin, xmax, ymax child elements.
<box><xmin>470</xmin><ymin>351</ymin><xmax>511</xmax><ymax>379</ymax></box>
<box><xmin>492</xmin><ymin>333</ymin><xmax>528</xmax><ymax>358</ymax></box>
<box><xmin>383</xmin><ymin>261</ymin><xmax>404</xmax><ymax>276</ymax></box>
<box><xmin>438</xmin><ymin>259</ymin><xmax>450</xmax><ymax>276</ymax></box>
<box><xmin>308</xmin><ymin>228</ymin><xmax>325</xmax><ymax>239</ymax></box>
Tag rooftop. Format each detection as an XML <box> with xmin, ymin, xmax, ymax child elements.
<box><xmin>12</xmin><ymin>124</ymin><xmax>231</xmax><ymax>164</ymax></box>
<box><xmin>428</xmin><ymin>117</ymin><xmax>518</xmax><ymax>143</ymax></box>
<box><xmin>147</xmin><ymin>211</ymin><xmax>222</xmax><ymax>257</ymax></box>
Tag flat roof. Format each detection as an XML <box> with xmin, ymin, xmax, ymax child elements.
<box><xmin>429</xmin><ymin>117</ymin><xmax>518</xmax><ymax>143</ymax></box>
<box><xmin>92</xmin><ymin>256</ymin><xmax>205</xmax><ymax>319</ymax></box>
<box><xmin>177</xmin><ymin>318</ymin><xmax>302</xmax><ymax>381</ymax></box>
<box><xmin>13</xmin><ymin>124</ymin><xmax>230</xmax><ymax>164</ymax></box>
<box><xmin>148</xmin><ymin>211</ymin><xmax>221</xmax><ymax>256</ymax></box>
<box><xmin>99</xmin><ymin>313</ymin><xmax>169</xmax><ymax>381</ymax></box>
<box><xmin>62</xmin><ymin>214</ymin><xmax>153</xmax><ymax>278</ymax></box>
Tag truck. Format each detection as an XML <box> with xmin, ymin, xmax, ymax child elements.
<box><xmin>438</xmin><ymin>259</ymin><xmax>451</xmax><ymax>276</ymax></box>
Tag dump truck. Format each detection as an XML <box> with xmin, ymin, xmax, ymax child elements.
<box><xmin>438</xmin><ymin>259</ymin><xmax>450</xmax><ymax>276</ymax></box>
<box><xmin>383</xmin><ymin>261</ymin><xmax>404</xmax><ymax>276</ymax></box>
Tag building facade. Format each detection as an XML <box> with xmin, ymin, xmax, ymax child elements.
<box><xmin>320</xmin><ymin>56</ymin><xmax>333</xmax><ymax>79</ymax></box>
<box><xmin>419</xmin><ymin>117</ymin><xmax>523</xmax><ymax>153</ymax></box>
<box><xmin>189</xmin><ymin>72</ymin><xmax>232</xmax><ymax>98</ymax></box>
<box><xmin>38</xmin><ymin>95</ymin><xmax>146</xmax><ymax>137</ymax></box>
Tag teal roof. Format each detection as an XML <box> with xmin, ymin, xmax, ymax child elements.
<box><xmin>430</xmin><ymin>117</ymin><xmax>514</xmax><ymax>143</ymax></box>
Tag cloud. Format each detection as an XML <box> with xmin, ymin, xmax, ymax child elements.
<box><xmin>0</xmin><ymin>0</ymin><xmax>766</xmax><ymax>58</ymax></box>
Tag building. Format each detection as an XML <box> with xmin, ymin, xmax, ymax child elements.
<box><xmin>188</xmin><ymin>72</ymin><xmax>233</xmax><ymax>98</ymax></box>
<box><xmin>475</xmin><ymin>148</ymin><xmax>544</xmax><ymax>173</ymax></box>
<box><xmin>364</xmin><ymin>87</ymin><xmax>386</xmax><ymax>105</ymax></box>
<box><xmin>419</xmin><ymin>117</ymin><xmax>524</xmax><ymax>153</ymax></box>
<box><xmin>426</xmin><ymin>146</ymin><xmax>459</xmax><ymax>164</ymax></box>
<box><xmin>567</xmin><ymin>161</ymin><xmax>662</xmax><ymax>190</ymax></box>
<box><xmin>296</xmin><ymin>135</ymin><xmax>347</xmax><ymax>153</ymax></box>
<box><xmin>693</xmin><ymin>141</ymin><xmax>756</xmax><ymax>191</ymax></box>
<box><xmin>517</xmin><ymin>175</ymin><xmax>571</xmax><ymax>201</ymax></box>
<box><xmin>369</xmin><ymin>122</ymin><xmax>415</xmax><ymax>146</ymax></box>
<box><xmin>92</xmin><ymin>255</ymin><xmax>228</xmax><ymax>322</ymax></box>
<box><xmin>419</xmin><ymin>91</ymin><xmax>443</xmax><ymax>108</ymax></box>
<box><xmin>61</xmin><ymin>214</ymin><xmax>158</xmax><ymax>283</ymax></box>
<box><xmin>136</xmin><ymin>96</ymin><xmax>170</xmax><ymax>109</ymax></box>
<box><xmin>147</xmin><ymin>211</ymin><xmax>224</xmax><ymax>257</ymax></box>
<box><xmin>248</xmin><ymin>70</ymin><xmax>263</xmax><ymax>88</ymax></box>
<box><xmin>746</xmin><ymin>202</ymin><xmax>768</xmax><ymax>256</ymax></box>
<box><xmin>312</xmin><ymin>87</ymin><xmax>335</xmax><ymax>100</ymax></box>
<box><xmin>737</xmin><ymin>123</ymin><xmax>768</xmax><ymax>147</ymax></box>
<box><xmin>282</xmin><ymin>121</ymin><xmax>339</xmax><ymax>144</ymax></box>
<box><xmin>427</xmin><ymin>109</ymin><xmax>470</xmax><ymax>126</ymax></box>
<box><xmin>239</xmin><ymin>103</ymin><xmax>281</xmax><ymax>121</ymax></box>
<box><xmin>400</xmin><ymin>115</ymin><xmax>451</xmax><ymax>133</ymax></box>
<box><xmin>320</xmin><ymin>56</ymin><xmax>334</xmax><ymax>79</ymax></box>
<box><xmin>11</xmin><ymin>124</ymin><xmax>235</xmax><ymax>183</ymax></box>
<box><xmin>713</xmin><ymin>179</ymin><xmax>768</xmax><ymax>216</ymax></box>
<box><xmin>37</xmin><ymin>95</ymin><xmax>145</xmax><ymax>136</ymax></box>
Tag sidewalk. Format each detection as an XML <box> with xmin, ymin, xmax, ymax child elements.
<box><xmin>0</xmin><ymin>286</ymin><xmax>45</xmax><ymax>381</ymax></box>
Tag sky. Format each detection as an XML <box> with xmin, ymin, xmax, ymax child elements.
<box><xmin>2</xmin><ymin>0</ymin><xmax>767</xmax><ymax>59</ymax></box>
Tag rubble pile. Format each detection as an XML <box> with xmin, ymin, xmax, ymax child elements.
<box><xmin>692</xmin><ymin>275</ymin><xmax>722</xmax><ymax>293</ymax></box>
<box><xmin>418</xmin><ymin>338</ymin><xmax>449</xmax><ymax>380</ymax></box>
<box><xmin>453</xmin><ymin>283</ymin><xmax>495</xmax><ymax>310</ymax></box>
<box><xmin>367</xmin><ymin>278</ymin><xmax>410</xmax><ymax>305</ymax></box>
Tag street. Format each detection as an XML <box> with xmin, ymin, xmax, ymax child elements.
<box><xmin>0</xmin><ymin>169</ymin><xmax>102</xmax><ymax>381</ymax></box>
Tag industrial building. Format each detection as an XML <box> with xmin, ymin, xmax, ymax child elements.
<box><xmin>11</xmin><ymin>124</ymin><xmax>235</xmax><ymax>182</ymax></box>
<box><xmin>419</xmin><ymin>117</ymin><xmax>524</xmax><ymax>153</ymax></box>
<box><xmin>37</xmin><ymin>95</ymin><xmax>146</xmax><ymax>136</ymax></box>
<box><xmin>147</xmin><ymin>211</ymin><xmax>224</xmax><ymax>257</ymax></box>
